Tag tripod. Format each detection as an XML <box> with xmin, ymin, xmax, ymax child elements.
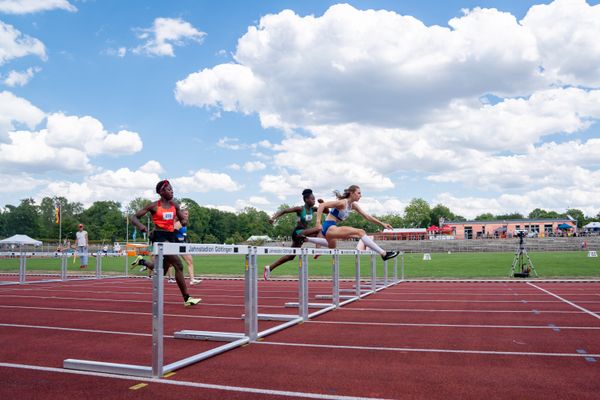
<box><xmin>510</xmin><ymin>234</ymin><xmax>538</xmax><ymax>278</ymax></box>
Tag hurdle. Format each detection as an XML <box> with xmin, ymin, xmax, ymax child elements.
<box><xmin>63</xmin><ymin>242</ymin><xmax>404</xmax><ymax>378</ymax></box>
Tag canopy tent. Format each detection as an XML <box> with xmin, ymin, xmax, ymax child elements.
<box><xmin>426</xmin><ymin>225</ymin><xmax>440</xmax><ymax>232</ymax></box>
<box><xmin>0</xmin><ymin>234</ymin><xmax>42</xmax><ymax>246</ymax></box>
<box><xmin>583</xmin><ymin>222</ymin><xmax>600</xmax><ymax>229</ymax></box>
<box><xmin>440</xmin><ymin>225</ymin><xmax>454</xmax><ymax>234</ymax></box>
<box><xmin>557</xmin><ymin>223</ymin><xmax>574</xmax><ymax>230</ymax></box>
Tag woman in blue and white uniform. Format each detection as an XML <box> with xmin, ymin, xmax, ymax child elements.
<box><xmin>314</xmin><ymin>185</ymin><xmax>399</xmax><ymax>261</ymax></box>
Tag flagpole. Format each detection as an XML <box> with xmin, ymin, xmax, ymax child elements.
<box><xmin>57</xmin><ymin>202</ymin><xmax>62</xmax><ymax>249</ymax></box>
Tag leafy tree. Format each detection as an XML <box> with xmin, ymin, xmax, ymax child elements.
<box><xmin>475</xmin><ymin>213</ymin><xmax>495</xmax><ymax>221</ymax></box>
<box><xmin>430</xmin><ymin>204</ymin><xmax>455</xmax><ymax>226</ymax></box>
<box><xmin>380</xmin><ymin>213</ymin><xmax>404</xmax><ymax>229</ymax></box>
<box><xmin>495</xmin><ymin>212</ymin><xmax>524</xmax><ymax>220</ymax></box>
<box><xmin>565</xmin><ymin>208</ymin><xmax>585</xmax><ymax>228</ymax></box>
<box><xmin>403</xmin><ymin>198</ymin><xmax>431</xmax><ymax>228</ymax></box>
<box><xmin>237</xmin><ymin>207</ymin><xmax>272</xmax><ymax>239</ymax></box>
<box><xmin>269</xmin><ymin>204</ymin><xmax>297</xmax><ymax>239</ymax></box>
<box><xmin>80</xmin><ymin>201</ymin><xmax>124</xmax><ymax>241</ymax></box>
<box><xmin>3</xmin><ymin>198</ymin><xmax>41</xmax><ymax>237</ymax></box>
<box><xmin>203</xmin><ymin>233</ymin><xmax>219</xmax><ymax>244</ymax></box>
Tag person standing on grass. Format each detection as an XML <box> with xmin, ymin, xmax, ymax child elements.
<box><xmin>129</xmin><ymin>179</ymin><xmax>201</xmax><ymax>307</ymax></box>
<box><xmin>263</xmin><ymin>189</ymin><xmax>327</xmax><ymax>280</ymax></box>
<box><xmin>166</xmin><ymin>208</ymin><xmax>202</xmax><ymax>285</ymax></box>
<box><xmin>313</xmin><ymin>185</ymin><xmax>399</xmax><ymax>261</ymax></box>
<box><xmin>75</xmin><ymin>224</ymin><xmax>89</xmax><ymax>269</ymax></box>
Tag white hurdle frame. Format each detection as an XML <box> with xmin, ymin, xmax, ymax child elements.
<box><xmin>64</xmin><ymin>243</ymin><xmax>404</xmax><ymax>378</ymax></box>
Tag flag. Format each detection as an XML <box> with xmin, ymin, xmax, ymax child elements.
<box><xmin>55</xmin><ymin>204</ymin><xmax>61</xmax><ymax>224</ymax></box>
<box><xmin>132</xmin><ymin>228</ymin><xmax>137</xmax><ymax>241</ymax></box>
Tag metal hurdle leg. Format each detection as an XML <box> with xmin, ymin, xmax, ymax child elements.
<box><xmin>393</xmin><ymin>256</ymin><xmax>398</xmax><ymax>283</ymax></box>
<box><xmin>401</xmin><ymin>252</ymin><xmax>405</xmax><ymax>280</ymax></box>
<box><xmin>370</xmin><ymin>254</ymin><xmax>377</xmax><ymax>292</ymax></box>
<box><xmin>18</xmin><ymin>246</ymin><xmax>25</xmax><ymax>284</ymax></box>
<box><xmin>299</xmin><ymin>248</ymin><xmax>309</xmax><ymax>321</ymax></box>
<box><xmin>151</xmin><ymin>243</ymin><xmax>165</xmax><ymax>378</ymax></box>
<box><xmin>332</xmin><ymin>250</ymin><xmax>340</xmax><ymax>307</ymax></box>
<box><xmin>355</xmin><ymin>253</ymin><xmax>361</xmax><ymax>297</ymax></box>
<box><xmin>244</xmin><ymin>248</ymin><xmax>258</xmax><ymax>341</ymax></box>
<box><xmin>383</xmin><ymin>260</ymin><xmax>388</xmax><ymax>286</ymax></box>
<box><xmin>95</xmin><ymin>252</ymin><xmax>102</xmax><ymax>279</ymax></box>
<box><xmin>61</xmin><ymin>254</ymin><xmax>67</xmax><ymax>280</ymax></box>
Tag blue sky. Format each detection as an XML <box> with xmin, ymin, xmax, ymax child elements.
<box><xmin>1</xmin><ymin>0</ymin><xmax>600</xmax><ymax>218</ymax></box>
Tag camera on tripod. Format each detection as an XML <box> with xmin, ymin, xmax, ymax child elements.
<box><xmin>510</xmin><ymin>230</ymin><xmax>537</xmax><ymax>278</ymax></box>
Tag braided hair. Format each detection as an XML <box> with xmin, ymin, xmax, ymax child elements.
<box><xmin>333</xmin><ymin>185</ymin><xmax>360</xmax><ymax>200</ymax></box>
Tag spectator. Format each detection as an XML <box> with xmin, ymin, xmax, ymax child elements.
<box><xmin>75</xmin><ymin>224</ymin><xmax>89</xmax><ymax>269</ymax></box>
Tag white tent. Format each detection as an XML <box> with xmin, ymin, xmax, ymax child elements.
<box><xmin>246</xmin><ymin>235</ymin><xmax>273</xmax><ymax>242</ymax></box>
<box><xmin>583</xmin><ymin>222</ymin><xmax>600</xmax><ymax>231</ymax></box>
<box><xmin>0</xmin><ymin>234</ymin><xmax>42</xmax><ymax>246</ymax></box>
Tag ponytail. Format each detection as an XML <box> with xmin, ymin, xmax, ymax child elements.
<box><xmin>333</xmin><ymin>185</ymin><xmax>360</xmax><ymax>199</ymax></box>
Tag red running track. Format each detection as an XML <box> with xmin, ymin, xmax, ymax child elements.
<box><xmin>1</xmin><ymin>278</ymin><xmax>599</xmax><ymax>399</ymax></box>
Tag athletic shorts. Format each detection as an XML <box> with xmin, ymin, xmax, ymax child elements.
<box><xmin>321</xmin><ymin>220</ymin><xmax>337</xmax><ymax>236</ymax></box>
<box><xmin>291</xmin><ymin>228</ymin><xmax>305</xmax><ymax>245</ymax></box>
<box><xmin>149</xmin><ymin>229</ymin><xmax>178</xmax><ymax>243</ymax></box>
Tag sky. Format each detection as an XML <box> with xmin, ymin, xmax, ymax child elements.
<box><xmin>1</xmin><ymin>0</ymin><xmax>600</xmax><ymax>219</ymax></box>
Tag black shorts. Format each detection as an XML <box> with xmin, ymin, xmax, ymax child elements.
<box><xmin>291</xmin><ymin>228</ymin><xmax>305</xmax><ymax>246</ymax></box>
<box><xmin>149</xmin><ymin>230</ymin><xmax>178</xmax><ymax>243</ymax></box>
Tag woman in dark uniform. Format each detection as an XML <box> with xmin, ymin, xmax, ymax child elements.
<box><xmin>264</xmin><ymin>189</ymin><xmax>325</xmax><ymax>280</ymax></box>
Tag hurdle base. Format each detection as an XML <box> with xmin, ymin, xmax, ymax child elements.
<box><xmin>241</xmin><ymin>313</ymin><xmax>299</xmax><ymax>321</ymax></box>
<box><xmin>285</xmin><ymin>302</ymin><xmax>332</xmax><ymax>309</ymax></box>
<box><xmin>63</xmin><ymin>359</ymin><xmax>152</xmax><ymax>377</ymax></box>
<box><xmin>174</xmin><ymin>330</ymin><xmax>246</xmax><ymax>342</ymax></box>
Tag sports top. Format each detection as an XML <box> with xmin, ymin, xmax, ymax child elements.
<box><xmin>296</xmin><ymin>206</ymin><xmax>316</xmax><ymax>228</ymax></box>
<box><xmin>152</xmin><ymin>201</ymin><xmax>175</xmax><ymax>232</ymax></box>
<box><xmin>329</xmin><ymin>200</ymin><xmax>352</xmax><ymax>221</ymax></box>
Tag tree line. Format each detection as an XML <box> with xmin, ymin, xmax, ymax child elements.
<box><xmin>1</xmin><ymin>196</ymin><xmax>597</xmax><ymax>244</ymax></box>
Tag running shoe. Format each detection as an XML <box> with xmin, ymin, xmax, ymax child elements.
<box><xmin>130</xmin><ymin>255</ymin><xmax>144</xmax><ymax>268</ymax></box>
<box><xmin>190</xmin><ymin>278</ymin><xmax>202</xmax><ymax>285</ymax></box>
<box><xmin>381</xmin><ymin>251</ymin><xmax>400</xmax><ymax>261</ymax></box>
<box><xmin>263</xmin><ymin>265</ymin><xmax>270</xmax><ymax>281</ymax></box>
<box><xmin>184</xmin><ymin>296</ymin><xmax>202</xmax><ymax>306</ymax></box>
<box><xmin>167</xmin><ymin>278</ymin><xmax>176</xmax><ymax>283</ymax></box>
<box><xmin>140</xmin><ymin>266</ymin><xmax>147</xmax><ymax>272</ymax></box>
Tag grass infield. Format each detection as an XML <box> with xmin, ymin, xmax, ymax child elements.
<box><xmin>1</xmin><ymin>251</ymin><xmax>598</xmax><ymax>279</ymax></box>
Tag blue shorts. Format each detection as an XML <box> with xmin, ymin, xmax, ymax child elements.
<box><xmin>322</xmin><ymin>220</ymin><xmax>337</xmax><ymax>236</ymax></box>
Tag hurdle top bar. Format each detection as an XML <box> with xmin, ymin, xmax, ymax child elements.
<box><xmin>154</xmin><ymin>243</ymin><xmax>379</xmax><ymax>256</ymax></box>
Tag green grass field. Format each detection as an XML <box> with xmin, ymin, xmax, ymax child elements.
<box><xmin>1</xmin><ymin>251</ymin><xmax>598</xmax><ymax>279</ymax></box>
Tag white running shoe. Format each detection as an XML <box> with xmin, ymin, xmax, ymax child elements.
<box><xmin>167</xmin><ymin>278</ymin><xmax>176</xmax><ymax>283</ymax></box>
<box><xmin>190</xmin><ymin>278</ymin><xmax>202</xmax><ymax>285</ymax></box>
<box><xmin>263</xmin><ymin>265</ymin><xmax>270</xmax><ymax>281</ymax></box>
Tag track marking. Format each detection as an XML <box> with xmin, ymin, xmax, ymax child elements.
<box><xmin>339</xmin><ymin>307</ymin><xmax>585</xmax><ymax>314</ymax></box>
<box><xmin>0</xmin><ymin>304</ymin><xmax>241</xmax><ymax>320</ymax></box>
<box><xmin>307</xmin><ymin>320</ymin><xmax>600</xmax><ymax>330</ymax></box>
<box><xmin>258</xmin><ymin>341</ymin><xmax>600</xmax><ymax>358</ymax></box>
<box><xmin>527</xmin><ymin>282</ymin><xmax>600</xmax><ymax>320</ymax></box>
<box><xmin>0</xmin><ymin>323</ymin><xmax>175</xmax><ymax>338</ymax></box>
<box><xmin>129</xmin><ymin>383</ymin><xmax>147</xmax><ymax>390</ymax></box>
<box><xmin>0</xmin><ymin>362</ymin><xmax>391</xmax><ymax>400</ymax></box>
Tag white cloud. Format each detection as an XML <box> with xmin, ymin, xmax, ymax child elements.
<box><xmin>235</xmin><ymin>196</ymin><xmax>270</xmax><ymax>210</ymax></box>
<box><xmin>522</xmin><ymin>0</ymin><xmax>600</xmax><ymax>87</ymax></box>
<box><xmin>172</xmin><ymin>169</ymin><xmax>241</xmax><ymax>193</ymax></box>
<box><xmin>133</xmin><ymin>17</ymin><xmax>205</xmax><ymax>57</ymax></box>
<box><xmin>45</xmin><ymin>113</ymin><xmax>143</xmax><ymax>156</ymax></box>
<box><xmin>2</xmin><ymin>67</ymin><xmax>41</xmax><ymax>86</ymax></box>
<box><xmin>243</xmin><ymin>161</ymin><xmax>266</xmax><ymax>172</ymax></box>
<box><xmin>0</xmin><ymin>0</ymin><xmax>76</xmax><ymax>14</ymax></box>
<box><xmin>0</xmin><ymin>90</ymin><xmax>45</xmax><ymax>141</ymax></box>
<box><xmin>0</xmin><ymin>20</ymin><xmax>46</xmax><ymax>65</ymax></box>
<box><xmin>0</xmin><ymin>172</ymin><xmax>46</xmax><ymax>193</ymax></box>
<box><xmin>104</xmin><ymin>47</ymin><xmax>127</xmax><ymax>58</ymax></box>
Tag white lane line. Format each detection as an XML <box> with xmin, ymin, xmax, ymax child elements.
<box><xmin>339</xmin><ymin>307</ymin><xmax>584</xmax><ymax>314</ymax></box>
<box><xmin>307</xmin><ymin>320</ymin><xmax>600</xmax><ymax>330</ymax></box>
<box><xmin>0</xmin><ymin>323</ymin><xmax>174</xmax><ymax>338</ymax></box>
<box><xmin>527</xmin><ymin>282</ymin><xmax>600</xmax><ymax>320</ymax></box>
<box><xmin>0</xmin><ymin>304</ymin><xmax>241</xmax><ymax>320</ymax></box>
<box><xmin>258</xmin><ymin>341</ymin><xmax>600</xmax><ymax>358</ymax></box>
<box><xmin>0</xmin><ymin>295</ymin><xmax>282</xmax><ymax>309</ymax></box>
<box><xmin>0</xmin><ymin>362</ymin><xmax>390</xmax><ymax>400</ymax></box>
